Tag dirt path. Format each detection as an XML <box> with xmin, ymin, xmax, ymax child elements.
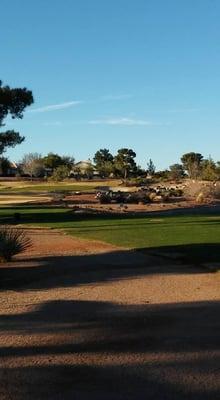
<box><xmin>20</xmin><ymin>228</ymin><xmax>122</xmax><ymax>257</ymax></box>
<box><xmin>0</xmin><ymin>229</ymin><xmax>219</xmax><ymax>400</ymax></box>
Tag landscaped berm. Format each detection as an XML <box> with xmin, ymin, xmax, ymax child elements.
<box><xmin>0</xmin><ymin>188</ymin><xmax>219</xmax><ymax>399</ymax></box>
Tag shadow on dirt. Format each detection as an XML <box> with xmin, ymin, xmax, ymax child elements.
<box><xmin>0</xmin><ymin>244</ymin><xmax>212</xmax><ymax>291</ymax></box>
<box><xmin>0</xmin><ymin>299</ymin><xmax>219</xmax><ymax>399</ymax></box>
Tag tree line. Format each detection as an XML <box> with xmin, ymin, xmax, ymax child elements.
<box><xmin>1</xmin><ymin>79</ymin><xmax>219</xmax><ymax>182</ymax></box>
<box><xmin>1</xmin><ymin>149</ymin><xmax>219</xmax><ymax>182</ymax></box>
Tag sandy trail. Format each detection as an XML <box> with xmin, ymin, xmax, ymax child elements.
<box><xmin>0</xmin><ymin>229</ymin><xmax>219</xmax><ymax>400</ymax></box>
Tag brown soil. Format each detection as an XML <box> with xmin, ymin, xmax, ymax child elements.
<box><xmin>20</xmin><ymin>228</ymin><xmax>121</xmax><ymax>257</ymax></box>
<box><xmin>0</xmin><ymin>229</ymin><xmax>219</xmax><ymax>400</ymax></box>
<box><xmin>60</xmin><ymin>194</ymin><xmax>220</xmax><ymax>214</ymax></box>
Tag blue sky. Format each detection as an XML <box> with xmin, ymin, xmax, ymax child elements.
<box><xmin>1</xmin><ymin>0</ymin><xmax>220</xmax><ymax>169</ymax></box>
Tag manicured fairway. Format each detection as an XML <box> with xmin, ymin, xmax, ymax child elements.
<box><xmin>0</xmin><ymin>206</ymin><xmax>220</xmax><ymax>262</ymax></box>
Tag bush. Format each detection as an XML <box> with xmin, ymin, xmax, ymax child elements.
<box><xmin>148</xmin><ymin>192</ymin><xmax>157</xmax><ymax>202</ymax></box>
<box><xmin>0</xmin><ymin>226</ymin><xmax>32</xmax><ymax>262</ymax></box>
<box><xmin>196</xmin><ymin>192</ymin><xmax>205</xmax><ymax>203</ymax></box>
<box><xmin>185</xmin><ymin>181</ymin><xmax>220</xmax><ymax>201</ymax></box>
<box><xmin>126</xmin><ymin>177</ymin><xmax>148</xmax><ymax>187</ymax></box>
<box><xmin>51</xmin><ymin>165</ymin><xmax>70</xmax><ymax>181</ymax></box>
<box><xmin>126</xmin><ymin>193</ymin><xmax>139</xmax><ymax>204</ymax></box>
<box><xmin>161</xmin><ymin>193</ymin><xmax>170</xmax><ymax>202</ymax></box>
<box><xmin>98</xmin><ymin>192</ymin><xmax>111</xmax><ymax>204</ymax></box>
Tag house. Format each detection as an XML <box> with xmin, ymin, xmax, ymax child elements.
<box><xmin>8</xmin><ymin>161</ymin><xmax>19</xmax><ymax>176</ymax></box>
<box><xmin>0</xmin><ymin>160</ymin><xmax>19</xmax><ymax>177</ymax></box>
<box><xmin>71</xmin><ymin>159</ymin><xmax>99</xmax><ymax>178</ymax></box>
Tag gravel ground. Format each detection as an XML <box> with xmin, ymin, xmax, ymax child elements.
<box><xmin>0</xmin><ymin>229</ymin><xmax>219</xmax><ymax>400</ymax></box>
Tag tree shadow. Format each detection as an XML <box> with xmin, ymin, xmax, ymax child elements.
<box><xmin>139</xmin><ymin>243</ymin><xmax>220</xmax><ymax>264</ymax></box>
<box><xmin>0</xmin><ymin>299</ymin><xmax>219</xmax><ymax>399</ymax></box>
<box><xmin>1</xmin><ymin>203</ymin><xmax>220</xmax><ymax>226</ymax></box>
<box><xmin>0</xmin><ymin>245</ymin><xmax>209</xmax><ymax>291</ymax></box>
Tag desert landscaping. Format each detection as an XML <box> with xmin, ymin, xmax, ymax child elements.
<box><xmin>1</xmin><ymin>2</ymin><xmax>220</xmax><ymax>397</ymax></box>
<box><xmin>0</xmin><ymin>178</ymin><xmax>219</xmax><ymax>399</ymax></box>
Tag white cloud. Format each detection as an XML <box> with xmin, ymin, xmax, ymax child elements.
<box><xmin>29</xmin><ymin>101</ymin><xmax>82</xmax><ymax>113</ymax></box>
<box><xmin>89</xmin><ymin>117</ymin><xmax>155</xmax><ymax>126</ymax></box>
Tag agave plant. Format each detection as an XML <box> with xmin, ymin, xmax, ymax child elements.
<box><xmin>0</xmin><ymin>226</ymin><xmax>32</xmax><ymax>262</ymax></box>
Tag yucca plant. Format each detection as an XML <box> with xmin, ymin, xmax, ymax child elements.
<box><xmin>0</xmin><ymin>226</ymin><xmax>32</xmax><ymax>262</ymax></box>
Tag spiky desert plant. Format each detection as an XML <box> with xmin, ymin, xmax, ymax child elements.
<box><xmin>0</xmin><ymin>226</ymin><xmax>32</xmax><ymax>262</ymax></box>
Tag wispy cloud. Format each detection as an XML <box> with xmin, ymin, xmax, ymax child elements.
<box><xmin>89</xmin><ymin>117</ymin><xmax>157</xmax><ymax>126</ymax></box>
<box><xmin>29</xmin><ymin>101</ymin><xmax>82</xmax><ymax>113</ymax></box>
<box><xmin>28</xmin><ymin>94</ymin><xmax>132</xmax><ymax>113</ymax></box>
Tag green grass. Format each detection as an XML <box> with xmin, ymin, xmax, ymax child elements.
<box><xmin>0</xmin><ymin>206</ymin><xmax>220</xmax><ymax>263</ymax></box>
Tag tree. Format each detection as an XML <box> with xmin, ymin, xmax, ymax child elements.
<box><xmin>0</xmin><ymin>80</ymin><xmax>33</xmax><ymax>154</ymax></box>
<box><xmin>94</xmin><ymin>149</ymin><xmax>113</xmax><ymax>165</ymax></box>
<box><xmin>169</xmin><ymin>164</ymin><xmax>185</xmax><ymax>181</ymax></box>
<box><xmin>98</xmin><ymin>161</ymin><xmax>114</xmax><ymax>178</ymax></box>
<box><xmin>114</xmin><ymin>148</ymin><xmax>137</xmax><ymax>180</ymax></box>
<box><xmin>0</xmin><ymin>157</ymin><xmax>11</xmax><ymax>176</ymax></box>
<box><xmin>216</xmin><ymin>162</ymin><xmax>220</xmax><ymax>179</ymax></box>
<box><xmin>43</xmin><ymin>153</ymin><xmax>74</xmax><ymax>173</ymax></box>
<box><xmin>93</xmin><ymin>149</ymin><xmax>114</xmax><ymax>178</ymax></box>
<box><xmin>135</xmin><ymin>165</ymin><xmax>146</xmax><ymax>177</ymax></box>
<box><xmin>181</xmin><ymin>152</ymin><xmax>203</xmax><ymax>179</ymax></box>
<box><xmin>21</xmin><ymin>153</ymin><xmax>45</xmax><ymax>179</ymax></box>
<box><xmin>61</xmin><ymin>155</ymin><xmax>75</xmax><ymax>170</ymax></box>
<box><xmin>51</xmin><ymin>165</ymin><xmax>70</xmax><ymax>181</ymax></box>
<box><xmin>71</xmin><ymin>166</ymin><xmax>81</xmax><ymax>180</ymax></box>
<box><xmin>147</xmin><ymin>159</ymin><xmax>156</xmax><ymax>176</ymax></box>
<box><xmin>43</xmin><ymin>153</ymin><xmax>63</xmax><ymax>170</ymax></box>
<box><xmin>154</xmin><ymin>169</ymin><xmax>170</xmax><ymax>180</ymax></box>
<box><xmin>84</xmin><ymin>164</ymin><xmax>94</xmax><ymax>179</ymax></box>
<box><xmin>201</xmin><ymin>158</ymin><xmax>219</xmax><ymax>181</ymax></box>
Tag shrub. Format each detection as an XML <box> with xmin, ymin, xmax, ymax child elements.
<box><xmin>51</xmin><ymin>165</ymin><xmax>70</xmax><ymax>181</ymax></box>
<box><xmin>98</xmin><ymin>193</ymin><xmax>111</xmax><ymax>204</ymax></box>
<box><xmin>185</xmin><ymin>181</ymin><xmax>220</xmax><ymax>201</ymax></box>
<box><xmin>196</xmin><ymin>192</ymin><xmax>205</xmax><ymax>203</ymax></box>
<box><xmin>148</xmin><ymin>192</ymin><xmax>157</xmax><ymax>202</ymax></box>
<box><xmin>126</xmin><ymin>193</ymin><xmax>139</xmax><ymax>204</ymax></box>
<box><xmin>0</xmin><ymin>226</ymin><xmax>32</xmax><ymax>262</ymax></box>
<box><xmin>161</xmin><ymin>193</ymin><xmax>170</xmax><ymax>202</ymax></box>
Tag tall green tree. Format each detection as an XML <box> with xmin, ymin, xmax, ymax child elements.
<box><xmin>114</xmin><ymin>148</ymin><xmax>137</xmax><ymax>180</ymax></box>
<box><xmin>181</xmin><ymin>152</ymin><xmax>203</xmax><ymax>179</ymax></box>
<box><xmin>43</xmin><ymin>153</ymin><xmax>63</xmax><ymax>170</ymax></box>
<box><xmin>0</xmin><ymin>80</ymin><xmax>34</xmax><ymax>154</ymax></box>
<box><xmin>93</xmin><ymin>149</ymin><xmax>114</xmax><ymax>177</ymax></box>
<box><xmin>43</xmin><ymin>153</ymin><xmax>74</xmax><ymax>172</ymax></box>
<box><xmin>61</xmin><ymin>155</ymin><xmax>75</xmax><ymax>170</ymax></box>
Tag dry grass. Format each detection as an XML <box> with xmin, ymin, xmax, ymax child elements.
<box><xmin>0</xmin><ymin>179</ymin><xmax>121</xmax><ymax>190</ymax></box>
